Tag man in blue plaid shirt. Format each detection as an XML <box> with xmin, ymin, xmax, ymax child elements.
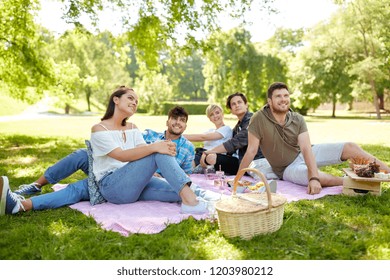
<box><xmin>142</xmin><ymin>106</ymin><xmax>195</xmax><ymax>175</ymax></box>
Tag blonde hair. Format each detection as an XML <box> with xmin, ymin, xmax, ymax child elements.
<box><xmin>206</xmin><ymin>104</ymin><xmax>223</xmax><ymax>118</ymax></box>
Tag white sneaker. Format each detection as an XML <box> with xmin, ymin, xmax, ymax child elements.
<box><xmin>181</xmin><ymin>197</ymin><xmax>208</xmax><ymax>214</ymax></box>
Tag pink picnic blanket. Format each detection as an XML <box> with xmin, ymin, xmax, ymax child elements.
<box><xmin>52</xmin><ymin>174</ymin><xmax>342</xmax><ymax>236</ymax></box>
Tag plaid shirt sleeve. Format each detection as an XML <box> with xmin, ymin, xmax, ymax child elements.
<box><xmin>175</xmin><ymin>137</ymin><xmax>195</xmax><ymax>174</ymax></box>
<box><xmin>142</xmin><ymin>129</ymin><xmax>163</xmax><ymax>144</ymax></box>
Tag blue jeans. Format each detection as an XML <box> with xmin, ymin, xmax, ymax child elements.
<box><xmin>31</xmin><ymin>153</ymin><xmax>190</xmax><ymax>209</ymax></box>
<box><xmin>31</xmin><ymin>148</ymin><xmax>90</xmax><ymax>210</ymax></box>
<box><xmin>99</xmin><ymin>153</ymin><xmax>190</xmax><ymax>204</ymax></box>
<box><xmin>44</xmin><ymin>149</ymin><xmax>89</xmax><ymax>184</ymax></box>
<box><xmin>31</xmin><ymin>179</ymin><xmax>89</xmax><ymax>210</ymax></box>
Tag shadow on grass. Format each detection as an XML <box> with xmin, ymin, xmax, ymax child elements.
<box><xmin>0</xmin><ymin>134</ymin><xmax>85</xmax><ymax>187</ymax></box>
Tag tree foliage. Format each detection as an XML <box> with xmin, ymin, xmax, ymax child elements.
<box><xmin>59</xmin><ymin>0</ymin><xmax>275</xmax><ymax>68</ymax></box>
<box><xmin>163</xmin><ymin>51</ymin><xmax>207</xmax><ymax>101</ymax></box>
<box><xmin>292</xmin><ymin>14</ymin><xmax>354</xmax><ymax>117</ymax></box>
<box><xmin>135</xmin><ymin>67</ymin><xmax>173</xmax><ymax>115</ymax></box>
<box><xmin>0</xmin><ymin>0</ymin><xmax>53</xmax><ymax>101</ymax></box>
<box><xmin>342</xmin><ymin>0</ymin><xmax>390</xmax><ymax>118</ymax></box>
<box><xmin>49</xmin><ymin>28</ymin><xmax>131</xmax><ymax>113</ymax></box>
<box><xmin>204</xmin><ymin>28</ymin><xmax>286</xmax><ymax>111</ymax></box>
<box><xmin>290</xmin><ymin>0</ymin><xmax>389</xmax><ymax>118</ymax></box>
<box><xmin>1</xmin><ymin>0</ymin><xmax>275</xmax><ymax>106</ymax></box>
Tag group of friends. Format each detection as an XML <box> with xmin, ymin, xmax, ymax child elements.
<box><xmin>1</xmin><ymin>82</ymin><xmax>390</xmax><ymax>216</ymax></box>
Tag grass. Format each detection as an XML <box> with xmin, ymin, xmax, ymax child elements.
<box><xmin>1</xmin><ymin>115</ymin><xmax>390</xmax><ymax>260</ymax></box>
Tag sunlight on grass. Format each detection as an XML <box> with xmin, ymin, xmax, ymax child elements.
<box><xmin>13</xmin><ymin>167</ymin><xmax>40</xmax><ymax>179</ymax></box>
<box><xmin>311</xmin><ymin>201</ymin><xmax>326</xmax><ymax>210</ymax></box>
<box><xmin>194</xmin><ymin>235</ymin><xmax>244</xmax><ymax>259</ymax></box>
<box><xmin>367</xmin><ymin>245</ymin><xmax>390</xmax><ymax>259</ymax></box>
<box><xmin>49</xmin><ymin>220</ymin><xmax>72</xmax><ymax>236</ymax></box>
<box><xmin>2</xmin><ymin>155</ymin><xmax>45</xmax><ymax>179</ymax></box>
<box><xmin>11</xmin><ymin>155</ymin><xmax>38</xmax><ymax>164</ymax></box>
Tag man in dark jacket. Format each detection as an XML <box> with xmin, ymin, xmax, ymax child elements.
<box><xmin>201</xmin><ymin>92</ymin><xmax>263</xmax><ymax>175</ymax></box>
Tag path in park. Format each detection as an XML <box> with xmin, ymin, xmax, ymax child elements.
<box><xmin>0</xmin><ymin>97</ymin><xmax>69</xmax><ymax>122</ymax></box>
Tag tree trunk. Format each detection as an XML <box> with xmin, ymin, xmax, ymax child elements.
<box><xmin>65</xmin><ymin>104</ymin><xmax>70</xmax><ymax>114</ymax></box>
<box><xmin>347</xmin><ymin>100</ymin><xmax>353</xmax><ymax>111</ymax></box>
<box><xmin>86</xmin><ymin>88</ymin><xmax>91</xmax><ymax>112</ymax></box>
<box><xmin>378</xmin><ymin>94</ymin><xmax>384</xmax><ymax>110</ymax></box>
<box><xmin>332</xmin><ymin>100</ymin><xmax>336</xmax><ymax>118</ymax></box>
<box><xmin>331</xmin><ymin>93</ymin><xmax>336</xmax><ymax>118</ymax></box>
<box><xmin>370</xmin><ymin>79</ymin><xmax>381</xmax><ymax>119</ymax></box>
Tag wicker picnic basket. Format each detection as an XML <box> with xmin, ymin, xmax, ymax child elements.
<box><xmin>215</xmin><ymin>168</ymin><xmax>287</xmax><ymax>239</ymax></box>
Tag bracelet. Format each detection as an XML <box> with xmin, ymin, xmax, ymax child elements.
<box><xmin>309</xmin><ymin>177</ymin><xmax>321</xmax><ymax>183</ymax></box>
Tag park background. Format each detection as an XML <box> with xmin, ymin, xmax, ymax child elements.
<box><xmin>1</xmin><ymin>0</ymin><xmax>390</xmax><ymax>262</ymax></box>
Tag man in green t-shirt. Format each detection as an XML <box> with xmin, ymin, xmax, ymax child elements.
<box><xmin>239</xmin><ymin>82</ymin><xmax>390</xmax><ymax>194</ymax></box>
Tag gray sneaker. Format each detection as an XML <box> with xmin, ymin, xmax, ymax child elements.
<box><xmin>14</xmin><ymin>182</ymin><xmax>41</xmax><ymax>195</ymax></box>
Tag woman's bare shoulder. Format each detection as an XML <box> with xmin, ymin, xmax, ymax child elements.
<box><xmin>91</xmin><ymin>123</ymin><xmax>107</xmax><ymax>133</ymax></box>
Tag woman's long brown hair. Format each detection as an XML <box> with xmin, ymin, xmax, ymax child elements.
<box><xmin>101</xmin><ymin>86</ymin><xmax>134</xmax><ymax>126</ymax></box>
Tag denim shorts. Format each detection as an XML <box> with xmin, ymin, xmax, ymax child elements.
<box><xmin>282</xmin><ymin>142</ymin><xmax>345</xmax><ymax>186</ymax></box>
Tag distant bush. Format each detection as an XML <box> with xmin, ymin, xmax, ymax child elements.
<box><xmin>161</xmin><ymin>101</ymin><xmax>209</xmax><ymax>115</ymax></box>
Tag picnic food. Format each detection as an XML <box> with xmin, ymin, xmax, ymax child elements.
<box><xmin>354</xmin><ymin>160</ymin><xmax>380</xmax><ymax>178</ymax></box>
<box><xmin>349</xmin><ymin>157</ymin><xmax>369</xmax><ymax>171</ymax></box>
<box><xmin>350</xmin><ymin>157</ymin><xmax>370</xmax><ymax>165</ymax></box>
<box><xmin>227</xmin><ymin>179</ymin><xmax>252</xmax><ymax>187</ymax></box>
<box><xmin>226</xmin><ymin>179</ymin><xmax>252</xmax><ymax>193</ymax></box>
<box><xmin>248</xmin><ymin>181</ymin><xmax>265</xmax><ymax>191</ymax></box>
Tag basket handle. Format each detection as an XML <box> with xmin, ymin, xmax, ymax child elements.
<box><xmin>233</xmin><ymin>167</ymin><xmax>272</xmax><ymax>211</ymax></box>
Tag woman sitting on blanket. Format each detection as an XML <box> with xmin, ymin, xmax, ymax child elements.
<box><xmin>184</xmin><ymin>104</ymin><xmax>233</xmax><ymax>172</ymax></box>
<box><xmin>0</xmin><ymin>86</ymin><xmax>208</xmax><ymax>216</ymax></box>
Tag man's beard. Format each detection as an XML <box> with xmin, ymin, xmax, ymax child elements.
<box><xmin>272</xmin><ymin>103</ymin><xmax>290</xmax><ymax>114</ymax></box>
<box><xmin>168</xmin><ymin>128</ymin><xmax>182</xmax><ymax>136</ymax></box>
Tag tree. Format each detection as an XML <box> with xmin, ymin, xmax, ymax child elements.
<box><xmin>164</xmin><ymin>50</ymin><xmax>207</xmax><ymax>101</ymax></box>
<box><xmin>204</xmin><ymin>28</ymin><xmax>286</xmax><ymax>111</ymax></box>
<box><xmin>266</xmin><ymin>27</ymin><xmax>304</xmax><ymax>57</ymax></box>
<box><xmin>291</xmin><ymin>14</ymin><xmax>354</xmax><ymax>118</ymax></box>
<box><xmin>135</xmin><ymin>65</ymin><xmax>173</xmax><ymax>115</ymax></box>
<box><xmin>1</xmin><ymin>0</ymin><xmax>276</xmax><ymax>105</ymax></box>
<box><xmin>55</xmin><ymin>0</ymin><xmax>275</xmax><ymax>68</ymax></box>
<box><xmin>0</xmin><ymin>0</ymin><xmax>53</xmax><ymax>101</ymax></box>
<box><xmin>51</xmin><ymin>60</ymin><xmax>80</xmax><ymax>114</ymax></box>
<box><xmin>48</xmin><ymin>28</ymin><xmax>131</xmax><ymax>112</ymax></box>
<box><xmin>341</xmin><ymin>0</ymin><xmax>390</xmax><ymax>118</ymax></box>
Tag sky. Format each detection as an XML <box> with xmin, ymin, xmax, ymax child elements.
<box><xmin>37</xmin><ymin>0</ymin><xmax>339</xmax><ymax>42</ymax></box>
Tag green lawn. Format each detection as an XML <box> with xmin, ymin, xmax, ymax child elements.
<box><xmin>1</xmin><ymin>115</ymin><xmax>390</xmax><ymax>260</ymax></box>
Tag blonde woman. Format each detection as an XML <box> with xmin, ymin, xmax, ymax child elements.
<box><xmin>184</xmin><ymin>104</ymin><xmax>232</xmax><ymax>170</ymax></box>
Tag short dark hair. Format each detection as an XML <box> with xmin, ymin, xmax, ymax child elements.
<box><xmin>267</xmin><ymin>82</ymin><xmax>289</xmax><ymax>99</ymax></box>
<box><xmin>226</xmin><ymin>92</ymin><xmax>247</xmax><ymax>109</ymax></box>
<box><xmin>168</xmin><ymin>106</ymin><xmax>188</xmax><ymax>122</ymax></box>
